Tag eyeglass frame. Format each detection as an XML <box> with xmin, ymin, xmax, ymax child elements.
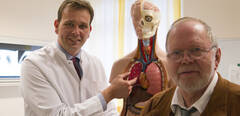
<box><xmin>167</xmin><ymin>45</ymin><xmax>217</xmax><ymax>62</ymax></box>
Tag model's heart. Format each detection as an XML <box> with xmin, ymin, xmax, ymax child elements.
<box><xmin>128</xmin><ymin>61</ymin><xmax>163</xmax><ymax>95</ymax></box>
<box><xmin>128</xmin><ymin>62</ymin><xmax>142</xmax><ymax>84</ymax></box>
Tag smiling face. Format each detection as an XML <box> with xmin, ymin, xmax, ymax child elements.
<box><xmin>166</xmin><ymin>20</ymin><xmax>220</xmax><ymax>93</ymax></box>
<box><xmin>54</xmin><ymin>6</ymin><xmax>91</xmax><ymax>56</ymax></box>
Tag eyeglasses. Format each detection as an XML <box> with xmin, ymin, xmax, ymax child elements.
<box><xmin>167</xmin><ymin>46</ymin><xmax>216</xmax><ymax>62</ymax></box>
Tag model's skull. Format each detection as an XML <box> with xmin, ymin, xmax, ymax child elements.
<box><xmin>140</xmin><ymin>5</ymin><xmax>160</xmax><ymax>38</ymax></box>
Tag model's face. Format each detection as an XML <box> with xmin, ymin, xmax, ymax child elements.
<box><xmin>166</xmin><ymin>21</ymin><xmax>220</xmax><ymax>93</ymax></box>
<box><xmin>55</xmin><ymin>7</ymin><xmax>91</xmax><ymax>55</ymax></box>
<box><xmin>131</xmin><ymin>1</ymin><xmax>160</xmax><ymax>40</ymax></box>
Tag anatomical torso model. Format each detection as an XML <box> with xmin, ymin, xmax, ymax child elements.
<box><xmin>110</xmin><ymin>0</ymin><xmax>172</xmax><ymax>116</ymax></box>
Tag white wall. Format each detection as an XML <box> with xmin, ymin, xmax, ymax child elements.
<box><xmin>0</xmin><ymin>84</ymin><xmax>23</xmax><ymax>116</ymax></box>
<box><xmin>0</xmin><ymin>0</ymin><xmax>63</xmax><ymax>46</ymax></box>
<box><xmin>182</xmin><ymin>0</ymin><xmax>240</xmax><ymax>81</ymax></box>
<box><xmin>218</xmin><ymin>39</ymin><xmax>240</xmax><ymax>80</ymax></box>
<box><xmin>182</xmin><ymin>0</ymin><xmax>240</xmax><ymax>39</ymax></box>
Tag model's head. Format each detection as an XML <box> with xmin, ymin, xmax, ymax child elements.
<box><xmin>131</xmin><ymin>0</ymin><xmax>160</xmax><ymax>40</ymax></box>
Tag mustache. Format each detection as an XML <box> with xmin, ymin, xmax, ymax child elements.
<box><xmin>177</xmin><ymin>65</ymin><xmax>199</xmax><ymax>74</ymax></box>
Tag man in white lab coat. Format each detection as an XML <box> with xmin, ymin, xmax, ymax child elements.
<box><xmin>20</xmin><ymin>0</ymin><xmax>137</xmax><ymax>116</ymax></box>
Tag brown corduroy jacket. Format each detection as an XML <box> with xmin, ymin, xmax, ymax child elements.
<box><xmin>140</xmin><ymin>73</ymin><xmax>240</xmax><ymax>116</ymax></box>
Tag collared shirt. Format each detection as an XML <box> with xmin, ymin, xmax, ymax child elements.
<box><xmin>56</xmin><ymin>42</ymin><xmax>107</xmax><ymax>111</ymax></box>
<box><xmin>171</xmin><ymin>72</ymin><xmax>218</xmax><ymax>116</ymax></box>
<box><xmin>56</xmin><ymin>43</ymin><xmax>81</xmax><ymax>60</ymax></box>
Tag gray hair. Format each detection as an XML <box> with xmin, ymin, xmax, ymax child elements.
<box><xmin>165</xmin><ymin>17</ymin><xmax>218</xmax><ymax>51</ymax></box>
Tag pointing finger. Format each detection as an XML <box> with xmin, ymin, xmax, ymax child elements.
<box><xmin>128</xmin><ymin>77</ymin><xmax>137</xmax><ymax>85</ymax></box>
<box><xmin>119</xmin><ymin>72</ymin><xmax>130</xmax><ymax>80</ymax></box>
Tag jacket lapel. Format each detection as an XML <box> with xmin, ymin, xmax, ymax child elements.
<box><xmin>155</xmin><ymin>87</ymin><xmax>175</xmax><ymax>116</ymax></box>
<box><xmin>201</xmin><ymin>73</ymin><xmax>228</xmax><ymax>116</ymax></box>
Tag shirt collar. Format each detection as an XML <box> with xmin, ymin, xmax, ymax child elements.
<box><xmin>56</xmin><ymin>42</ymin><xmax>81</xmax><ymax>60</ymax></box>
<box><xmin>171</xmin><ymin>72</ymin><xmax>218</xmax><ymax>113</ymax></box>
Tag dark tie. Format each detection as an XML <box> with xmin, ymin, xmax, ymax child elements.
<box><xmin>72</xmin><ymin>57</ymin><xmax>83</xmax><ymax>79</ymax></box>
<box><xmin>180</xmin><ymin>107</ymin><xmax>197</xmax><ymax>116</ymax></box>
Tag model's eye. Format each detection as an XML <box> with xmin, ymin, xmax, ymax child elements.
<box><xmin>145</xmin><ymin>15</ymin><xmax>152</xmax><ymax>22</ymax></box>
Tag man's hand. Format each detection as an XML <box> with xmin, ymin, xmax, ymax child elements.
<box><xmin>102</xmin><ymin>72</ymin><xmax>137</xmax><ymax>103</ymax></box>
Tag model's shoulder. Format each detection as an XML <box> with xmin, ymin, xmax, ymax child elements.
<box><xmin>116</xmin><ymin>50</ymin><xmax>136</xmax><ymax>62</ymax></box>
<box><xmin>112</xmin><ymin>51</ymin><xmax>136</xmax><ymax>70</ymax></box>
<box><xmin>112</xmin><ymin>50</ymin><xmax>137</xmax><ymax>69</ymax></box>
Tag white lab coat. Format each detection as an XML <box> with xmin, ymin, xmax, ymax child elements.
<box><xmin>20</xmin><ymin>43</ymin><xmax>118</xmax><ymax>116</ymax></box>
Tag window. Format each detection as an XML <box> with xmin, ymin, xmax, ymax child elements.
<box><xmin>0</xmin><ymin>43</ymin><xmax>41</xmax><ymax>81</ymax></box>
